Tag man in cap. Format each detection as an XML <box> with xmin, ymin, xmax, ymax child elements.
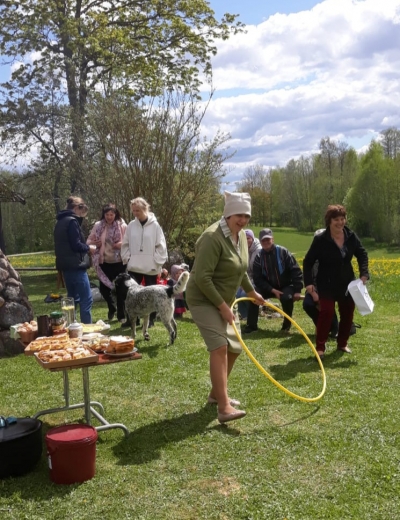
<box><xmin>243</xmin><ymin>228</ymin><xmax>303</xmax><ymax>333</ymax></box>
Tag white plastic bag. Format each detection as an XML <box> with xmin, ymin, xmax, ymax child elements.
<box><xmin>347</xmin><ymin>279</ymin><xmax>374</xmax><ymax>316</ymax></box>
<box><xmin>91</xmin><ymin>287</ymin><xmax>104</xmax><ymax>302</ymax></box>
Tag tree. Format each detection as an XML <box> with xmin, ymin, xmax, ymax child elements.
<box><xmin>237</xmin><ymin>165</ymin><xmax>271</xmax><ymax>226</ymax></box>
<box><xmin>80</xmin><ymin>90</ymin><xmax>232</xmax><ymax>259</ymax></box>
<box><xmin>380</xmin><ymin>127</ymin><xmax>400</xmax><ymax>159</ymax></box>
<box><xmin>0</xmin><ymin>0</ymin><xmax>243</xmax><ymax>205</ymax></box>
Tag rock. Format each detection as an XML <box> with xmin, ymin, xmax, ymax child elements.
<box><xmin>4</xmin><ymin>285</ymin><xmax>22</xmax><ymax>302</ymax></box>
<box><xmin>0</xmin><ymin>267</ymin><xmax>9</xmax><ymax>282</ymax></box>
<box><xmin>0</xmin><ymin>302</ymin><xmax>33</xmax><ymax>329</ymax></box>
<box><xmin>0</xmin><ymin>251</ymin><xmax>34</xmax><ymax>357</ymax></box>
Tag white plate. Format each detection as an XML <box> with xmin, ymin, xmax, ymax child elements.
<box><xmin>81</xmin><ymin>323</ymin><xmax>111</xmax><ymax>334</ymax></box>
<box><xmin>104</xmin><ymin>347</ymin><xmax>137</xmax><ymax>357</ymax></box>
<box><xmin>82</xmin><ymin>333</ymin><xmax>103</xmax><ymax>340</ymax></box>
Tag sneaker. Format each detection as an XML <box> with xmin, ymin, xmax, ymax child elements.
<box><xmin>243</xmin><ymin>325</ymin><xmax>258</xmax><ymax>334</ymax></box>
<box><xmin>280</xmin><ymin>325</ymin><xmax>291</xmax><ymax>334</ymax></box>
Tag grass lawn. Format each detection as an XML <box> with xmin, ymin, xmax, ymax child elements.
<box><xmin>1</xmin><ymin>242</ymin><xmax>400</xmax><ymax>519</ymax></box>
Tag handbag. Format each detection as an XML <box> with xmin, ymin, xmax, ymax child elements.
<box><xmin>78</xmin><ymin>252</ymin><xmax>92</xmax><ymax>270</ymax></box>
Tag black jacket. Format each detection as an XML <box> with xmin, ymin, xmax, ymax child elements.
<box><xmin>303</xmin><ymin>226</ymin><xmax>369</xmax><ymax>300</ymax></box>
<box><xmin>54</xmin><ymin>210</ymin><xmax>90</xmax><ymax>271</ymax></box>
<box><xmin>252</xmin><ymin>245</ymin><xmax>303</xmax><ymax>294</ymax></box>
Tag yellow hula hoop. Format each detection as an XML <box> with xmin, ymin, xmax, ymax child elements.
<box><xmin>232</xmin><ymin>297</ymin><xmax>326</xmax><ymax>403</ymax></box>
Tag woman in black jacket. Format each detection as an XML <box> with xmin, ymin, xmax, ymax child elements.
<box><xmin>303</xmin><ymin>205</ymin><xmax>369</xmax><ymax>358</ymax></box>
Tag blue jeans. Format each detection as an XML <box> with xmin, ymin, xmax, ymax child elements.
<box><xmin>236</xmin><ymin>287</ymin><xmax>249</xmax><ymax>319</ymax></box>
<box><xmin>62</xmin><ymin>269</ymin><xmax>93</xmax><ymax>324</ymax></box>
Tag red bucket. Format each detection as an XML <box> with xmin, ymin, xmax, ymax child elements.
<box><xmin>45</xmin><ymin>424</ymin><xmax>98</xmax><ymax>484</ymax></box>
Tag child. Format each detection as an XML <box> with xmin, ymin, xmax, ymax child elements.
<box><xmin>167</xmin><ymin>265</ymin><xmax>187</xmax><ymax>318</ymax></box>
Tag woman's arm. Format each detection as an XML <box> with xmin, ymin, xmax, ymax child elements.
<box><xmin>86</xmin><ymin>222</ymin><xmax>101</xmax><ymax>247</ymax></box>
<box><xmin>121</xmin><ymin>224</ymin><xmax>131</xmax><ymax>264</ymax></box>
<box><xmin>154</xmin><ymin>225</ymin><xmax>168</xmax><ymax>266</ymax></box>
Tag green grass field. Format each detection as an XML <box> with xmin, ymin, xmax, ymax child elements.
<box><xmin>1</xmin><ymin>233</ymin><xmax>400</xmax><ymax>519</ymax></box>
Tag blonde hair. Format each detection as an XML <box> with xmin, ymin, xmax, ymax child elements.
<box><xmin>130</xmin><ymin>197</ymin><xmax>150</xmax><ymax>213</ymax></box>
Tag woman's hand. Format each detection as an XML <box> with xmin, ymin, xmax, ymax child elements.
<box><xmin>360</xmin><ymin>276</ymin><xmax>368</xmax><ymax>284</ymax></box>
<box><xmin>88</xmin><ymin>245</ymin><xmax>96</xmax><ymax>254</ymax></box>
<box><xmin>218</xmin><ymin>302</ymin><xmax>235</xmax><ymax>325</ymax></box>
<box><xmin>306</xmin><ymin>284</ymin><xmax>319</xmax><ymax>302</ymax></box>
<box><xmin>246</xmin><ymin>290</ymin><xmax>265</xmax><ymax>307</ymax></box>
<box><xmin>113</xmin><ymin>241</ymin><xmax>122</xmax><ymax>250</ymax></box>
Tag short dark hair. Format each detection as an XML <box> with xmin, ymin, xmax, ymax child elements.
<box><xmin>325</xmin><ymin>204</ymin><xmax>347</xmax><ymax>227</ymax></box>
<box><xmin>101</xmin><ymin>203</ymin><xmax>121</xmax><ymax>221</ymax></box>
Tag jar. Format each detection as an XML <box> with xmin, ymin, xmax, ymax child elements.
<box><xmin>68</xmin><ymin>321</ymin><xmax>83</xmax><ymax>339</ymax></box>
<box><xmin>50</xmin><ymin>311</ymin><xmax>66</xmax><ymax>334</ymax></box>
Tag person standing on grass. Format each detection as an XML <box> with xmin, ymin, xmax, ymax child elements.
<box><xmin>87</xmin><ymin>203</ymin><xmax>127</xmax><ymax>321</ymax></box>
<box><xmin>54</xmin><ymin>196</ymin><xmax>96</xmax><ymax>324</ymax></box>
<box><xmin>235</xmin><ymin>229</ymin><xmax>262</xmax><ymax>320</ymax></box>
<box><xmin>186</xmin><ymin>191</ymin><xmax>264</xmax><ymax>424</ymax></box>
<box><xmin>121</xmin><ymin>197</ymin><xmax>167</xmax><ymax>328</ymax></box>
<box><xmin>302</xmin><ymin>228</ymin><xmax>339</xmax><ymax>339</ymax></box>
<box><xmin>167</xmin><ymin>264</ymin><xmax>187</xmax><ymax>319</ymax></box>
<box><xmin>303</xmin><ymin>204</ymin><xmax>369</xmax><ymax>359</ymax></box>
<box><xmin>244</xmin><ymin>228</ymin><xmax>303</xmax><ymax>334</ymax></box>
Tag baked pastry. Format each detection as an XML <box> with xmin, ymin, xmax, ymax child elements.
<box><xmin>106</xmin><ymin>335</ymin><xmax>134</xmax><ymax>353</ymax></box>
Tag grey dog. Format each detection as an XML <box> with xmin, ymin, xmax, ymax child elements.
<box><xmin>112</xmin><ymin>271</ymin><xmax>189</xmax><ymax>345</ymax></box>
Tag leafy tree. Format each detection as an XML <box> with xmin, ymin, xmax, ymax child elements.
<box><xmin>80</xmin><ymin>90</ymin><xmax>232</xmax><ymax>259</ymax></box>
<box><xmin>380</xmin><ymin>127</ymin><xmax>400</xmax><ymax>159</ymax></box>
<box><xmin>0</xmin><ymin>0</ymin><xmax>243</xmax><ymax>203</ymax></box>
<box><xmin>237</xmin><ymin>165</ymin><xmax>271</xmax><ymax>226</ymax></box>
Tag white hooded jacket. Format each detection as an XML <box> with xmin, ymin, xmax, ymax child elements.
<box><xmin>121</xmin><ymin>212</ymin><xmax>167</xmax><ymax>275</ymax></box>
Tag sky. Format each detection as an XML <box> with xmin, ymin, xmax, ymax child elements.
<box><xmin>202</xmin><ymin>0</ymin><xmax>400</xmax><ymax>187</ymax></box>
<box><xmin>1</xmin><ymin>0</ymin><xmax>399</xmax><ymax>185</ymax></box>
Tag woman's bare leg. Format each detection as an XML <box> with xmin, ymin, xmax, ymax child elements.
<box><xmin>209</xmin><ymin>346</ymin><xmax>239</xmax><ymax>414</ymax></box>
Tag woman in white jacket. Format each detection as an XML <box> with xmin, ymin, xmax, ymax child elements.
<box><xmin>121</xmin><ymin>197</ymin><xmax>168</xmax><ymax>327</ymax></box>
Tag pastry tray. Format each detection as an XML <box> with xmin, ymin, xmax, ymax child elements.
<box><xmin>34</xmin><ymin>348</ymin><xmax>99</xmax><ymax>369</ymax></box>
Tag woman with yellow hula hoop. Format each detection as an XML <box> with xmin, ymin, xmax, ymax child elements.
<box><xmin>232</xmin><ymin>297</ymin><xmax>326</xmax><ymax>403</ymax></box>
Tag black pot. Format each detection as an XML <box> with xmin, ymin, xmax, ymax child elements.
<box><xmin>0</xmin><ymin>417</ymin><xmax>43</xmax><ymax>478</ymax></box>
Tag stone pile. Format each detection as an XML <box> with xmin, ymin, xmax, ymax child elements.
<box><xmin>0</xmin><ymin>250</ymin><xmax>34</xmax><ymax>357</ymax></box>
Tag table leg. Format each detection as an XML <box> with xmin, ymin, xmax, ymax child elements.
<box><xmin>34</xmin><ymin>368</ymin><xmax>104</xmax><ymax>420</ymax></box>
<box><xmin>82</xmin><ymin>367</ymin><xmax>129</xmax><ymax>436</ymax></box>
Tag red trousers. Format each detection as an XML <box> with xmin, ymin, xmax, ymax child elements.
<box><xmin>316</xmin><ymin>297</ymin><xmax>355</xmax><ymax>351</ymax></box>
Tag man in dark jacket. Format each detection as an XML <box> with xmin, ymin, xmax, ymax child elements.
<box><xmin>243</xmin><ymin>229</ymin><xmax>303</xmax><ymax>333</ymax></box>
<box><xmin>54</xmin><ymin>196</ymin><xmax>95</xmax><ymax>324</ymax></box>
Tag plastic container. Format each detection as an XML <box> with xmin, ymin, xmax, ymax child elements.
<box><xmin>68</xmin><ymin>322</ymin><xmax>83</xmax><ymax>339</ymax></box>
<box><xmin>45</xmin><ymin>424</ymin><xmax>98</xmax><ymax>484</ymax></box>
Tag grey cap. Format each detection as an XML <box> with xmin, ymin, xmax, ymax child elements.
<box><xmin>259</xmin><ymin>228</ymin><xmax>273</xmax><ymax>241</ymax></box>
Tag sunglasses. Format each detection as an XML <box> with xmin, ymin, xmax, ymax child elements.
<box><xmin>76</xmin><ymin>203</ymin><xmax>87</xmax><ymax>210</ymax></box>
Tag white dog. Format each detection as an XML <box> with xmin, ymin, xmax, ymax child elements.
<box><xmin>112</xmin><ymin>271</ymin><xmax>189</xmax><ymax>344</ymax></box>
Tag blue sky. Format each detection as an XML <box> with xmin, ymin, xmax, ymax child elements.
<box><xmin>202</xmin><ymin>0</ymin><xmax>400</xmax><ymax>187</ymax></box>
<box><xmin>1</xmin><ymin>0</ymin><xmax>400</xmax><ymax>182</ymax></box>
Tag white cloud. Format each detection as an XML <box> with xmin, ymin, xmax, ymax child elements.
<box><xmin>201</xmin><ymin>0</ymin><xmax>400</xmax><ymax>180</ymax></box>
